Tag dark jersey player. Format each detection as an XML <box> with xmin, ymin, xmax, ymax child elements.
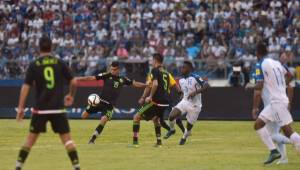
<box><xmin>15</xmin><ymin>36</ymin><xmax>80</xmax><ymax>170</ymax></box>
<box><xmin>132</xmin><ymin>53</ymin><xmax>178</xmax><ymax>147</ymax></box>
<box><xmin>76</xmin><ymin>62</ymin><xmax>146</xmax><ymax>144</ymax></box>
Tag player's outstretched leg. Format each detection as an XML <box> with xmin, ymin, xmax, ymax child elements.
<box><xmin>153</xmin><ymin>116</ymin><xmax>162</xmax><ymax>147</ymax></box>
<box><xmin>281</xmin><ymin>125</ymin><xmax>300</xmax><ymax>154</ymax></box>
<box><xmin>164</xmin><ymin>108</ymin><xmax>181</xmax><ymax>139</ymax></box>
<box><xmin>271</xmin><ymin>133</ymin><xmax>291</xmax><ymax>164</ymax></box>
<box><xmin>15</xmin><ymin>133</ymin><xmax>39</xmax><ymax>170</ymax></box>
<box><xmin>132</xmin><ymin>113</ymin><xmax>142</xmax><ymax>147</ymax></box>
<box><xmin>179</xmin><ymin>121</ymin><xmax>193</xmax><ymax>145</ymax></box>
<box><xmin>60</xmin><ymin>133</ymin><xmax>80</xmax><ymax>170</ymax></box>
<box><xmin>254</xmin><ymin>119</ymin><xmax>281</xmax><ymax>164</ymax></box>
<box><xmin>88</xmin><ymin>116</ymin><xmax>108</xmax><ymax>144</ymax></box>
<box><xmin>159</xmin><ymin>115</ymin><xmax>170</xmax><ymax>131</ymax></box>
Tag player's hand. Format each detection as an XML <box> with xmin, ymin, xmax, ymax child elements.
<box><xmin>188</xmin><ymin>91</ymin><xmax>197</xmax><ymax>100</ymax></box>
<box><xmin>288</xmin><ymin>103</ymin><xmax>292</xmax><ymax>111</ymax></box>
<box><xmin>16</xmin><ymin>108</ymin><xmax>24</xmax><ymax>122</ymax></box>
<box><xmin>64</xmin><ymin>94</ymin><xmax>74</xmax><ymax>107</ymax></box>
<box><xmin>138</xmin><ymin>97</ymin><xmax>145</xmax><ymax>105</ymax></box>
<box><xmin>251</xmin><ymin>108</ymin><xmax>259</xmax><ymax>120</ymax></box>
<box><xmin>245</xmin><ymin>83</ymin><xmax>254</xmax><ymax>90</ymax></box>
<box><xmin>145</xmin><ymin>96</ymin><xmax>152</xmax><ymax>103</ymax></box>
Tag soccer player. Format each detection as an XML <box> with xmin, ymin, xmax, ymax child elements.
<box><xmin>76</xmin><ymin>61</ymin><xmax>146</xmax><ymax>144</ymax></box>
<box><xmin>132</xmin><ymin>53</ymin><xmax>177</xmax><ymax>147</ymax></box>
<box><xmin>15</xmin><ymin>36</ymin><xmax>80</xmax><ymax>170</ymax></box>
<box><xmin>166</xmin><ymin>61</ymin><xmax>209</xmax><ymax>145</ymax></box>
<box><xmin>251</xmin><ymin>55</ymin><xmax>294</xmax><ymax>164</ymax></box>
<box><xmin>246</xmin><ymin>42</ymin><xmax>300</xmax><ymax>164</ymax></box>
<box><xmin>138</xmin><ymin>70</ymin><xmax>185</xmax><ymax>137</ymax></box>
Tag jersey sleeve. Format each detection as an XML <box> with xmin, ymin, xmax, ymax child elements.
<box><xmin>24</xmin><ymin>63</ymin><xmax>35</xmax><ymax>85</ymax></box>
<box><xmin>192</xmin><ymin>74</ymin><xmax>206</xmax><ymax>87</ymax></box>
<box><xmin>255</xmin><ymin>62</ymin><xmax>264</xmax><ymax>82</ymax></box>
<box><xmin>123</xmin><ymin>76</ymin><xmax>133</xmax><ymax>86</ymax></box>
<box><xmin>151</xmin><ymin>68</ymin><xmax>159</xmax><ymax>81</ymax></box>
<box><xmin>61</xmin><ymin>61</ymin><xmax>74</xmax><ymax>81</ymax></box>
<box><xmin>95</xmin><ymin>72</ymin><xmax>110</xmax><ymax>80</ymax></box>
<box><xmin>168</xmin><ymin>73</ymin><xmax>177</xmax><ymax>87</ymax></box>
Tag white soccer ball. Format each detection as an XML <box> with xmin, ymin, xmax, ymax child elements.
<box><xmin>87</xmin><ymin>94</ymin><xmax>100</xmax><ymax>106</ymax></box>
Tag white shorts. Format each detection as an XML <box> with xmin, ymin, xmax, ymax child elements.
<box><xmin>258</xmin><ymin>102</ymin><xmax>293</xmax><ymax>127</ymax></box>
<box><xmin>174</xmin><ymin>99</ymin><xmax>202</xmax><ymax>125</ymax></box>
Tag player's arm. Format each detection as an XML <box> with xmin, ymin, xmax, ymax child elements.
<box><xmin>188</xmin><ymin>76</ymin><xmax>210</xmax><ymax>99</ymax></box>
<box><xmin>251</xmin><ymin>90</ymin><xmax>262</xmax><ymax>120</ymax></box>
<box><xmin>145</xmin><ymin>69</ymin><xmax>159</xmax><ymax>103</ymax></box>
<box><xmin>17</xmin><ymin>63</ymin><xmax>34</xmax><ymax>122</ymax></box>
<box><xmin>139</xmin><ymin>85</ymin><xmax>151</xmax><ymax>105</ymax></box>
<box><xmin>284</xmin><ymin>65</ymin><xmax>294</xmax><ymax>110</ymax></box>
<box><xmin>132</xmin><ymin>80</ymin><xmax>147</xmax><ymax>88</ymax></box>
<box><xmin>62</xmin><ymin>61</ymin><xmax>77</xmax><ymax>106</ymax></box>
<box><xmin>76</xmin><ymin>72</ymin><xmax>109</xmax><ymax>81</ymax></box>
<box><xmin>16</xmin><ymin>84</ymin><xmax>31</xmax><ymax>122</ymax></box>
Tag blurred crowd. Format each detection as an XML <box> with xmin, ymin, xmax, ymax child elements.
<box><xmin>0</xmin><ymin>0</ymin><xmax>300</xmax><ymax>79</ymax></box>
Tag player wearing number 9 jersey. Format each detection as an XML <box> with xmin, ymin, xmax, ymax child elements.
<box><xmin>15</xmin><ymin>36</ymin><xmax>80</xmax><ymax>170</ymax></box>
<box><xmin>131</xmin><ymin>53</ymin><xmax>173</xmax><ymax>147</ymax></box>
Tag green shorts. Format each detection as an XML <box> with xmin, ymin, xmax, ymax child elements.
<box><xmin>86</xmin><ymin>101</ymin><xmax>114</xmax><ymax>120</ymax></box>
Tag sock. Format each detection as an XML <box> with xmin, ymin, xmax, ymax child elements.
<box><xmin>67</xmin><ymin>149</ymin><xmax>80</xmax><ymax>169</ymax></box>
<box><xmin>169</xmin><ymin>119</ymin><xmax>175</xmax><ymax>131</ymax></box>
<box><xmin>90</xmin><ymin>124</ymin><xmax>105</xmax><ymax>142</ymax></box>
<box><xmin>271</xmin><ymin>133</ymin><xmax>292</xmax><ymax>144</ymax></box>
<box><xmin>176</xmin><ymin>118</ymin><xmax>185</xmax><ymax>133</ymax></box>
<box><xmin>155</xmin><ymin>125</ymin><xmax>161</xmax><ymax>144</ymax></box>
<box><xmin>256</xmin><ymin>127</ymin><xmax>277</xmax><ymax>150</ymax></box>
<box><xmin>16</xmin><ymin>146</ymin><xmax>30</xmax><ymax>168</ymax></box>
<box><xmin>183</xmin><ymin>122</ymin><xmax>193</xmax><ymax>139</ymax></box>
<box><xmin>160</xmin><ymin>118</ymin><xmax>170</xmax><ymax>131</ymax></box>
<box><xmin>133</xmin><ymin>122</ymin><xmax>140</xmax><ymax>143</ymax></box>
<box><xmin>290</xmin><ymin>132</ymin><xmax>300</xmax><ymax>146</ymax></box>
<box><xmin>277</xmin><ymin>143</ymin><xmax>287</xmax><ymax>160</ymax></box>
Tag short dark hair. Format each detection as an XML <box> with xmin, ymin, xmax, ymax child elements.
<box><xmin>39</xmin><ymin>35</ymin><xmax>52</xmax><ymax>52</ymax></box>
<box><xmin>183</xmin><ymin>60</ymin><xmax>194</xmax><ymax>70</ymax></box>
<box><xmin>153</xmin><ymin>53</ymin><xmax>163</xmax><ymax>63</ymax></box>
<box><xmin>111</xmin><ymin>61</ymin><xmax>119</xmax><ymax>68</ymax></box>
<box><xmin>256</xmin><ymin>42</ymin><xmax>267</xmax><ymax>56</ymax></box>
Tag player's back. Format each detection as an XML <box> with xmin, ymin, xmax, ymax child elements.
<box><xmin>261</xmin><ymin>58</ymin><xmax>288</xmax><ymax>104</ymax></box>
<box><xmin>25</xmin><ymin>55</ymin><xmax>73</xmax><ymax>110</ymax></box>
<box><xmin>151</xmin><ymin>67</ymin><xmax>170</xmax><ymax>104</ymax></box>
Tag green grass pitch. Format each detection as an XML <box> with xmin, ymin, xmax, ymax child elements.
<box><xmin>0</xmin><ymin>119</ymin><xmax>299</xmax><ymax>170</ymax></box>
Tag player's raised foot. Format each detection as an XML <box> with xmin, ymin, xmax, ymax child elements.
<box><xmin>179</xmin><ymin>138</ymin><xmax>186</xmax><ymax>145</ymax></box>
<box><xmin>264</xmin><ymin>150</ymin><xmax>281</xmax><ymax>165</ymax></box>
<box><xmin>276</xmin><ymin>158</ymin><xmax>288</xmax><ymax>165</ymax></box>
<box><xmin>164</xmin><ymin>130</ymin><xmax>176</xmax><ymax>139</ymax></box>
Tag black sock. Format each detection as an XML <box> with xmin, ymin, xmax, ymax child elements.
<box><xmin>187</xmin><ymin>122</ymin><xmax>193</xmax><ymax>131</ymax></box>
<box><xmin>133</xmin><ymin>122</ymin><xmax>140</xmax><ymax>143</ymax></box>
<box><xmin>160</xmin><ymin>118</ymin><xmax>170</xmax><ymax>131</ymax></box>
<box><xmin>67</xmin><ymin>149</ymin><xmax>80</xmax><ymax>167</ymax></box>
<box><xmin>16</xmin><ymin>147</ymin><xmax>30</xmax><ymax>167</ymax></box>
<box><xmin>90</xmin><ymin>124</ymin><xmax>105</xmax><ymax>142</ymax></box>
<box><xmin>155</xmin><ymin>125</ymin><xmax>161</xmax><ymax>144</ymax></box>
<box><xmin>176</xmin><ymin>118</ymin><xmax>185</xmax><ymax>133</ymax></box>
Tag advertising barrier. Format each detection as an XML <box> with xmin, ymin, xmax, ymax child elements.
<box><xmin>0</xmin><ymin>87</ymin><xmax>299</xmax><ymax>120</ymax></box>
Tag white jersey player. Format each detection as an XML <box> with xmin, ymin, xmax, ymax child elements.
<box><xmin>165</xmin><ymin>61</ymin><xmax>209</xmax><ymax>145</ymax></box>
<box><xmin>248</xmin><ymin>43</ymin><xmax>300</xmax><ymax>165</ymax></box>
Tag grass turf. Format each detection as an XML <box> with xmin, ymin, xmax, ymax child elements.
<box><xmin>0</xmin><ymin>119</ymin><xmax>299</xmax><ymax>170</ymax></box>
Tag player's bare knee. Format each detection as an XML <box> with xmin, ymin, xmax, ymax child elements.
<box><xmin>254</xmin><ymin>119</ymin><xmax>265</xmax><ymax>130</ymax></box>
<box><xmin>134</xmin><ymin>114</ymin><xmax>141</xmax><ymax>122</ymax></box>
<box><xmin>64</xmin><ymin>140</ymin><xmax>76</xmax><ymax>150</ymax></box>
<box><xmin>281</xmin><ymin>125</ymin><xmax>293</xmax><ymax>138</ymax></box>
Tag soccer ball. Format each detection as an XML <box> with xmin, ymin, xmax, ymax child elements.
<box><xmin>87</xmin><ymin>94</ymin><xmax>100</xmax><ymax>106</ymax></box>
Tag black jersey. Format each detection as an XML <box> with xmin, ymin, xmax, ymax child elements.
<box><xmin>150</xmin><ymin>67</ymin><xmax>171</xmax><ymax>105</ymax></box>
<box><xmin>24</xmin><ymin>55</ymin><xmax>73</xmax><ymax>110</ymax></box>
<box><xmin>95</xmin><ymin>72</ymin><xmax>133</xmax><ymax>105</ymax></box>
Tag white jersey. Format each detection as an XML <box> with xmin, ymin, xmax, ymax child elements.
<box><xmin>256</xmin><ymin>58</ymin><xmax>289</xmax><ymax>104</ymax></box>
<box><xmin>179</xmin><ymin>73</ymin><xmax>206</xmax><ymax>106</ymax></box>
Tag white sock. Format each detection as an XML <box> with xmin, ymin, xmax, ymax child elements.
<box><xmin>256</xmin><ymin>127</ymin><xmax>277</xmax><ymax>150</ymax></box>
<box><xmin>277</xmin><ymin>143</ymin><xmax>287</xmax><ymax>160</ymax></box>
<box><xmin>169</xmin><ymin>120</ymin><xmax>175</xmax><ymax>131</ymax></box>
<box><xmin>290</xmin><ymin>132</ymin><xmax>300</xmax><ymax>152</ymax></box>
<box><xmin>93</xmin><ymin>131</ymin><xmax>99</xmax><ymax>137</ymax></box>
<box><xmin>183</xmin><ymin>129</ymin><xmax>191</xmax><ymax>139</ymax></box>
<box><xmin>16</xmin><ymin>161</ymin><xmax>23</xmax><ymax>168</ymax></box>
<box><xmin>272</xmin><ymin>133</ymin><xmax>291</xmax><ymax>144</ymax></box>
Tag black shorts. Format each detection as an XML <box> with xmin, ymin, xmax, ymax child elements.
<box><xmin>30</xmin><ymin>113</ymin><xmax>70</xmax><ymax>134</ymax></box>
<box><xmin>138</xmin><ymin>102</ymin><xmax>168</xmax><ymax>121</ymax></box>
<box><xmin>85</xmin><ymin>101</ymin><xmax>114</xmax><ymax>120</ymax></box>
